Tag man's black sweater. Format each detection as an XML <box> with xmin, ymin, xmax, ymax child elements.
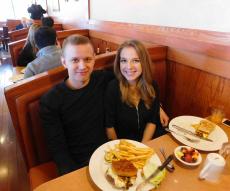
<box><xmin>40</xmin><ymin>71</ymin><xmax>113</xmax><ymax>175</ymax></box>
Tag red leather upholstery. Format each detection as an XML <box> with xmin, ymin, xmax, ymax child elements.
<box><xmin>29</xmin><ymin>162</ymin><xmax>58</xmax><ymax>190</ymax></box>
<box><xmin>28</xmin><ymin>101</ymin><xmax>52</xmax><ymax>163</ymax></box>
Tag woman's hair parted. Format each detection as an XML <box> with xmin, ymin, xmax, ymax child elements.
<box><xmin>61</xmin><ymin>34</ymin><xmax>94</xmax><ymax>57</ymax></box>
<box><xmin>114</xmin><ymin>40</ymin><xmax>155</xmax><ymax>109</ymax></box>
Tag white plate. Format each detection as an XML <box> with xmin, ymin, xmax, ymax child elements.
<box><xmin>169</xmin><ymin>116</ymin><xmax>228</xmax><ymax>151</ymax></box>
<box><xmin>89</xmin><ymin>139</ymin><xmax>161</xmax><ymax>191</ymax></box>
<box><xmin>174</xmin><ymin>146</ymin><xmax>202</xmax><ymax>166</ymax></box>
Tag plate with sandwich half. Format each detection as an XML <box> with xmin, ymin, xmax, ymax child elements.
<box><xmin>169</xmin><ymin>116</ymin><xmax>228</xmax><ymax>151</ymax></box>
<box><xmin>89</xmin><ymin>139</ymin><xmax>166</xmax><ymax>191</ymax></box>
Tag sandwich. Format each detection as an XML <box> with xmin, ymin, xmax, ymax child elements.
<box><xmin>105</xmin><ymin>159</ymin><xmax>137</xmax><ymax>189</ymax></box>
<box><xmin>193</xmin><ymin>120</ymin><xmax>215</xmax><ymax>138</ymax></box>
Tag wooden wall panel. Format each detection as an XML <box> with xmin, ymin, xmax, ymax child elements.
<box><xmin>152</xmin><ymin>60</ymin><xmax>167</xmax><ymax>105</ymax></box>
<box><xmin>168</xmin><ymin>48</ymin><xmax>230</xmax><ymax>80</ymax></box>
<box><xmin>90</xmin><ymin>36</ymin><xmax>119</xmax><ymax>54</ymax></box>
<box><xmin>89</xmin><ymin>31</ymin><xmax>155</xmax><ymax>48</ymax></box>
<box><xmin>165</xmin><ymin>61</ymin><xmax>230</xmax><ymax>119</ymax></box>
<box><xmin>56</xmin><ymin>29</ymin><xmax>89</xmax><ymax>46</ymax></box>
<box><xmin>87</xmin><ymin>20</ymin><xmax>230</xmax><ymax>61</ymax></box>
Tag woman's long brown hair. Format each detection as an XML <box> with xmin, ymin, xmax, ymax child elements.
<box><xmin>114</xmin><ymin>40</ymin><xmax>155</xmax><ymax>109</ymax></box>
<box><xmin>25</xmin><ymin>24</ymin><xmax>40</xmax><ymax>54</ymax></box>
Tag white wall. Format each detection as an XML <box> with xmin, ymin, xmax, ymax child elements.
<box><xmin>48</xmin><ymin>0</ymin><xmax>89</xmax><ymax>28</ymax></box>
<box><xmin>90</xmin><ymin>0</ymin><xmax>230</xmax><ymax>32</ymax></box>
<box><xmin>0</xmin><ymin>0</ymin><xmax>33</xmax><ymax>20</ymax></box>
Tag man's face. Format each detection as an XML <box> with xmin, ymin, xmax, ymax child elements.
<box><xmin>62</xmin><ymin>43</ymin><xmax>95</xmax><ymax>87</ymax></box>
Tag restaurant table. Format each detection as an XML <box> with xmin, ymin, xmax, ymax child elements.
<box><xmin>8</xmin><ymin>66</ymin><xmax>25</xmax><ymax>83</ymax></box>
<box><xmin>34</xmin><ymin>123</ymin><xmax>230</xmax><ymax>191</ymax></box>
<box><xmin>13</xmin><ymin>66</ymin><xmax>25</xmax><ymax>75</ymax></box>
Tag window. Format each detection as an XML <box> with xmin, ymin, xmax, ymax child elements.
<box><xmin>0</xmin><ymin>0</ymin><xmax>34</xmax><ymax>21</ymax></box>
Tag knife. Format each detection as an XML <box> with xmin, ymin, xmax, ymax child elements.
<box><xmin>172</xmin><ymin>124</ymin><xmax>213</xmax><ymax>142</ymax></box>
<box><xmin>136</xmin><ymin>155</ymin><xmax>174</xmax><ymax>191</ymax></box>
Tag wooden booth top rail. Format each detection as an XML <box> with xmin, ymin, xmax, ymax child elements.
<box><xmin>8</xmin><ymin>23</ymin><xmax>64</xmax><ymax>42</ymax></box>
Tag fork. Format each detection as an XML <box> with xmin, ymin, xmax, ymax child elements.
<box><xmin>136</xmin><ymin>155</ymin><xmax>174</xmax><ymax>191</ymax></box>
<box><xmin>165</xmin><ymin>128</ymin><xmax>200</xmax><ymax>143</ymax></box>
<box><xmin>159</xmin><ymin>148</ymin><xmax>175</xmax><ymax>172</ymax></box>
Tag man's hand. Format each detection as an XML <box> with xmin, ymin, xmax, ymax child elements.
<box><xmin>160</xmin><ymin>107</ymin><xmax>169</xmax><ymax>127</ymax></box>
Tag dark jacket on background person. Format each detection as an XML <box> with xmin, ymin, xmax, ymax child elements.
<box><xmin>17</xmin><ymin>42</ymin><xmax>36</xmax><ymax>66</ymax></box>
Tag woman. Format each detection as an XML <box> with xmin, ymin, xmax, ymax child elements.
<box><xmin>105</xmin><ymin>40</ymin><xmax>166</xmax><ymax>143</ymax></box>
<box><xmin>27</xmin><ymin>4</ymin><xmax>46</xmax><ymax>20</ymax></box>
<box><xmin>17</xmin><ymin>24</ymin><xmax>40</xmax><ymax>66</ymax></box>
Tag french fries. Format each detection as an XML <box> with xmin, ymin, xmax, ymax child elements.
<box><xmin>104</xmin><ymin>140</ymin><xmax>154</xmax><ymax>169</ymax></box>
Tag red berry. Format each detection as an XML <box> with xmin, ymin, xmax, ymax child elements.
<box><xmin>184</xmin><ymin>154</ymin><xmax>193</xmax><ymax>163</ymax></box>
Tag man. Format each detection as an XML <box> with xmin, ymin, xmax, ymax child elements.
<box><xmin>40</xmin><ymin>35</ymin><xmax>113</xmax><ymax>175</ymax></box>
<box><xmin>24</xmin><ymin>26</ymin><xmax>62</xmax><ymax>78</ymax></box>
<box><xmin>42</xmin><ymin>17</ymin><xmax>54</xmax><ymax>28</ymax></box>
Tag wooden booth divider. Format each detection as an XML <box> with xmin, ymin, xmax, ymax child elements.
<box><xmin>8</xmin><ymin>23</ymin><xmax>64</xmax><ymax>42</ymax></box>
<box><xmin>8</xmin><ymin>29</ymin><xmax>89</xmax><ymax>67</ymax></box>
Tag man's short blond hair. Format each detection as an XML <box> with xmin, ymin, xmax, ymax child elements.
<box><xmin>62</xmin><ymin>35</ymin><xmax>94</xmax><ymax>56</ymax></box>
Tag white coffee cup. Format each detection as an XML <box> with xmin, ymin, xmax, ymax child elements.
<box><xmin>199</xmin><ymin>153</ymin><xmax>225</xmax><ymax>182</ymax></box>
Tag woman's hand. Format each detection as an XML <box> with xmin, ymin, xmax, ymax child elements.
<box><xmin>106</xmin><ymin>127</ymin><xmax>118</xmax><ymax>140</ymax></box>
<box><xmin>160</xmin><ymin>107</ymin><xmax>169</xmax><ymax>127</ymax></box>
<box><xmin>142</xmin><ymin>123</ymin><xmax>156</xmax><ymax>143</ymax></box>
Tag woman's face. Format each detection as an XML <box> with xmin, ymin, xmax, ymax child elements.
<box><xmin>120</xmin><ymin>47</ymin><xmax>142</xmax><ymax>85</ymax></box>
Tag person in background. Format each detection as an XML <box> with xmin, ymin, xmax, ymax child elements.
<box><xmin>24</xmin><ymin>26</ymin><xmax>62</xmax><ymax>78</ymax></box>
<box><xmin>17</xmin><ymin>24</ymin><xmax>40</xmax><ymax>66</ymax></box>
<box><xmin>40</xmin><ymin>35</ymin><xmax>114</xmax><ymax>175</ymax></box>
<box><xmin>27</xmin><ymin>4</ymin><xmax>46</xmax><ymax>20</ymax></box>
<box><xmin>105</xmin><ymin>40</ymin><xmax>168</xmax><ymax>143</ymax></box>
<box><xmin>15</xmin><ymin>23</ymin><xmax>24</xmax><ymax>30</ymax></box>
<box><xmin>15</xmin><ymin>17</ymin><xmax>28</xmax><ymax>30</ymax></box>
<box><xmin>42</xmin><ymin>17</ymin><xmax>54</xmax><ymax>28</ymax></box>
<box><xmin>41</xmin><ymin>17</ymin><xmax>61</xmax><ymax>47</ymax></box>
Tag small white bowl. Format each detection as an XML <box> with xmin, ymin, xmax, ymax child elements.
<box><xmin>174</xmin><ymin>146</ymin><xmax>202</xmax><ymax>166</ymax></box>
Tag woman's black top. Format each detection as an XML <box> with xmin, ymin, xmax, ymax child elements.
<box><xmin>105</xmin><ymin>79</ymin><xmax>160</xmax><ymax>142</ymax></box>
